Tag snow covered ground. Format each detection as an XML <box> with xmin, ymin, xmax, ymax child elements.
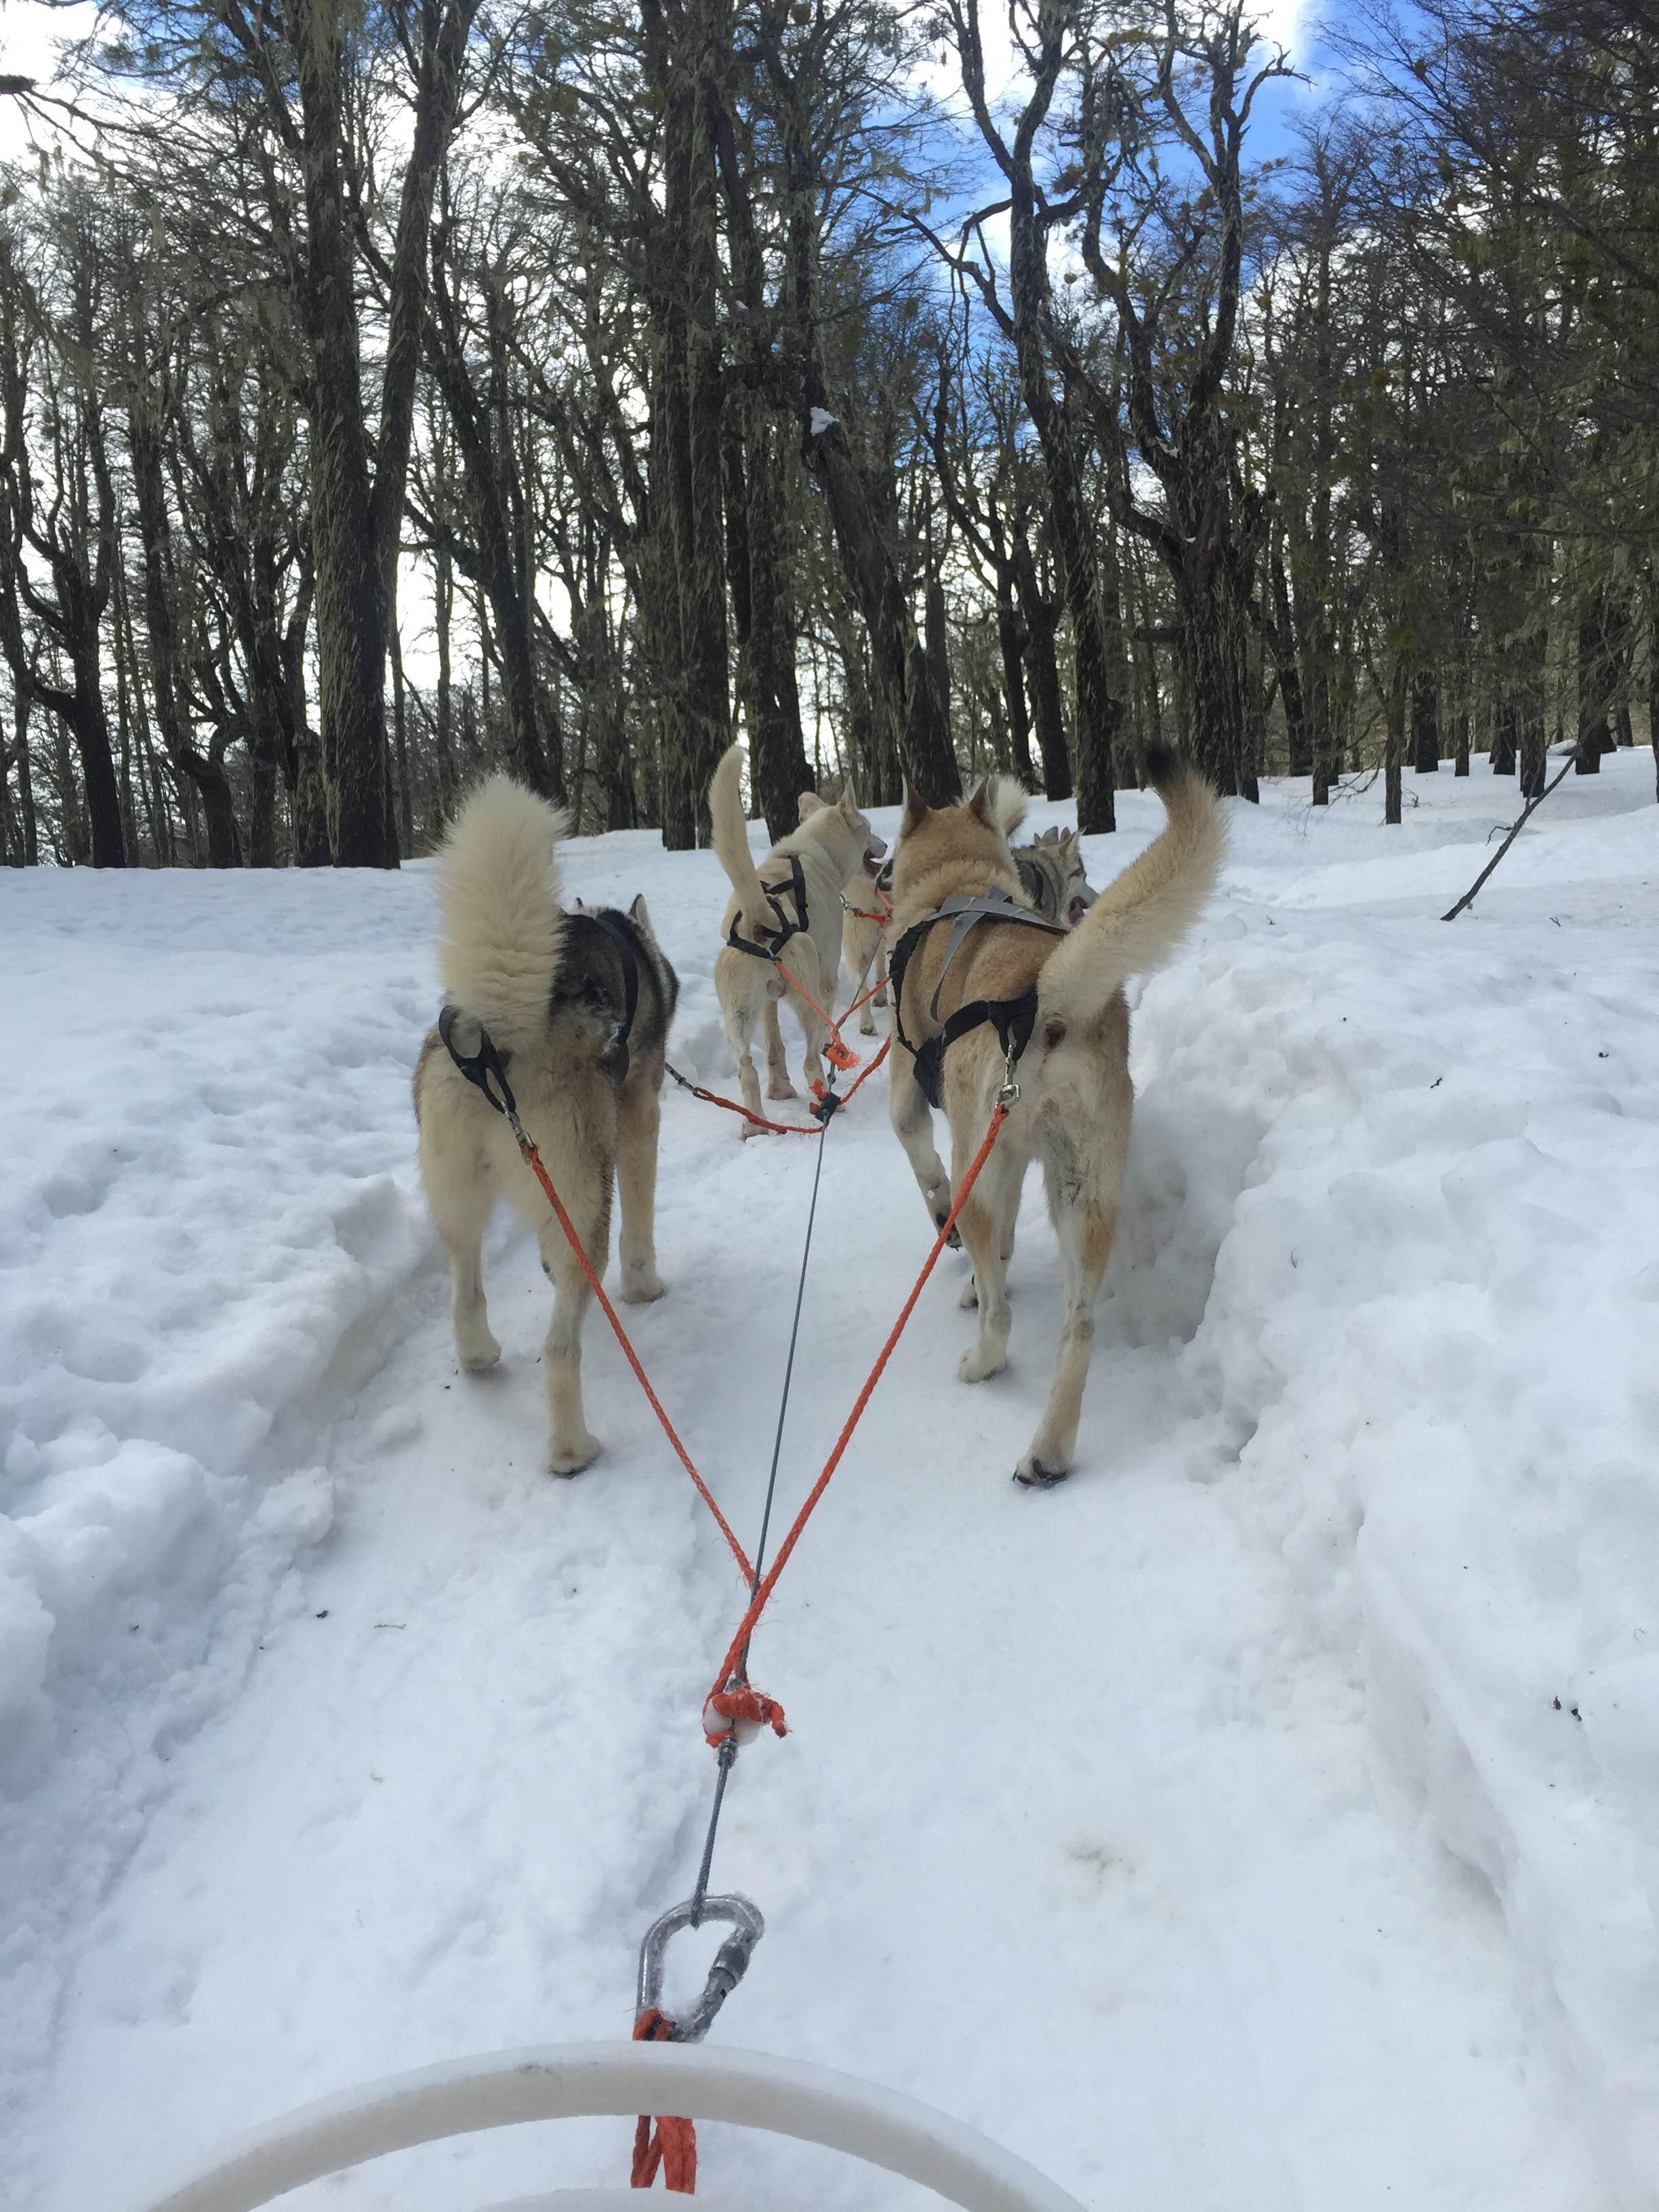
<box><xmin>2</xmin><ymin>752</ymin><xmax>1656</xmax><ymax>2211</ymax></box>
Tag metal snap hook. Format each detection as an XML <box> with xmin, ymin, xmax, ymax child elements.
<box><xmin>636</xmin><ymin>1893</ymin><xmax>765</xmax><ymax>2044</ymax></box>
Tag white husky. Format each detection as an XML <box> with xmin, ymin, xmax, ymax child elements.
<box><xmin>707</xmin><ymin>741</ymin><xmax>884</xmax><ymax>1132</ymax></box>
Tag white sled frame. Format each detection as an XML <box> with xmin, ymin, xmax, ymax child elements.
<box><xmin>141</xmin><ymin>2039</ymin><xmax>1087</xmax><ymax>2212</ymax></box>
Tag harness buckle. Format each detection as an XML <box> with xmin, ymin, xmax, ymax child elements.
<box><xmin>636</xmin><ymin>1893</ymin><xmax>765</xmax><ymax>2044</ymax></box>
<box><xmin>438</xmin><ymin>1005</ymin><xmax>517</xmax><ymax>1119</ymax></box>
<box><xmin>998</xmin><ymin>1052</ymin><xmax>1022</xmax><ymax>1108</ymax></box>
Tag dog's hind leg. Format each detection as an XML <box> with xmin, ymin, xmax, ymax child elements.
<box><xmin>762</xmin><ymin>996</ymin><xmax>796</xmax><ymax>1101</ymax></box>
<box><xmin>617</xmin><ymin>1073</ymin><xmax>667</xmax><ymax>1304</ymax></box>
<box><xmin>718</xmin><ymin>960</ymin><xmax>769</xmax><ymax>1136</ymax></box>
<box><xmin>887</xmin><ymin>1050</ymin><xmax>953</xmax><ymax>1240</ymax></box>
<box><xmin>1018</xmin><ymin>1151</ymin><xmax>1121</xmax><ymax>1486</ymax></box>
<box><xmin>789</xmin><ymin>951</ymin><xmax>834</xmax><ymax>1097</ymax></box>
<box><xmin>425</xmin><ymin>1153</ymin><xmax>501</xmax><ymax>1371</ymax></box>
<box><xmin>846</xmin><ymin>922</ymin><xmax>879</xmax><ymax>1033</ymax></box>
<box><xmin>954</xmin><ymin>1136</ymin><xmax>1024</xmax><ymax>1383</ymax></box>
<box><xmin>537</xmin><ymin>1179</ymin><xmax>611</xmax><ymax>1475</ymax></box>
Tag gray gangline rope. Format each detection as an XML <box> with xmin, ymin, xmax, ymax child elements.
<box><xmin>688</xmin><ymin>928</ymin><xmax>886</xmax><ymax>1923</ymax></box>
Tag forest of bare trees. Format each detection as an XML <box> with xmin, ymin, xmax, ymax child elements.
<box><xmin>0</xmin><ymin>0</ymin><xmax>1652</xmax><ymax>870</ymax></box>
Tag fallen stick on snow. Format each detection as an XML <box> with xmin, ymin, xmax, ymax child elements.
<box><xmin>1440</xmin><ymin>752</ymin><xmax>1579</xmax><ymax>922</ymax></box>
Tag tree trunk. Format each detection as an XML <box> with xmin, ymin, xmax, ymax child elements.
<box><xmin>1384</xmin><ymin>651</ymin><xmax>1406</xmax><ymax>825</ymax></box>
<box><xmin>1176</xmin><ymin>554</ymin><xmax>1256</xmax><ymax>804</ymax></box>
<box><xmin>1013</xmin><ymin>531</ymin><xmax>1071</xmax><ymax>799</ymax></box>
<box><xmin>1518</xmin><ymin>627</ymin><xmax>1548</xmax><ymax>798</ymax></box>
<box><xmin>1575</xmin><ymin>592</ymin><xmax>1616</xmax><ymax>775</ymax></box>
<box><xmin>925</xmin><ymin>573</ymin><xmax>952</xmax><ymax>743</ymax></box>
<box><xmin>1492</xmin><ymin>696</ymin><xmax>1517</xmax><ymax>774</ymax></box>
<box><xmin>1273</xmin><ymin>537</ymin><xmax>1311</xmax><ymax>779</ymax></box>
<box><xmin>996</xmin><ymin>586</ymin><xmax>1036</xmax><ymax>787</ymax></box>
<box><xmin>1412</xmin><ymin>668</ymin><xmax>1439</xmax><ymax>772</ymax></box>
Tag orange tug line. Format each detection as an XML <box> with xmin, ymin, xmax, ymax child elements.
<box><xmin>507</xmin><ymin>1097</ymin><xmax>1010</xmax><ymax>2196</ymax></box>
<box><xmin>507</xmin><ymin>1095</ymin><xmax>1010</xmax><ymax>1748</ymax></box>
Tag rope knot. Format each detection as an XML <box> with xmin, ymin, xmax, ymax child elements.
<box><xmin>703</xmin><ymin>1685</ymin><xmax>788</xmax><ymax>1747</ymax></box>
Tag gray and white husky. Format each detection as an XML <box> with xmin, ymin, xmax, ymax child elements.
<box><xmin>414</xmin><ymin>777</ymin><xmax>678</xmax><ymax>1473</ymax></box>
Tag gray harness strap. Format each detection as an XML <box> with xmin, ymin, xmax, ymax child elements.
<box><xmin>925</xmin><ymin>888</ymin><xmax>1067</xmax><ymax>1021</ymax></box>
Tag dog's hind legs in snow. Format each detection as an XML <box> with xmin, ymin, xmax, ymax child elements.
<box><xmin>425</xmin><ymin>1155</ymin><xmax>501</xmax><ymax>1374</ymax></box>
<box><xmin>952</xmin><ymin>1134</ymin><xmax>1026</xmax><ymax>1380</ymax></box>
<box><xmin>761</xmin><ymin>996</ymin><xmax>796</xmax><ymax>1101</ymax></box>
<box><xmin>537</xmin><ymin>1177</ymin><xmax>611</xmax><ymax>1474</ymax></box>
<box><xmin>1017</xmin><ymin>1156</ymin><xmax>1122</xmax><ymax>1486</ymax></box>
<box><xmin>615</xmin><ymin>1076</ymin><xmax>667</xmax><ymax>1303</ymax></box>
<box><xmin>888</xmin><ymin>1052</ymin><xmax>954</xmax><ymax>1241</ymax></box>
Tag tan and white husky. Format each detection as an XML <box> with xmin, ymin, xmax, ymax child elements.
<box><xmin>885</xmin><ymin>746</ymin><xmax>1225</xmax><ymax>1485</ymax></box>
<box><xmin>838</xmin><ymin>788</ymin><xmax>1097</xmax><ymax>1038</ymax></box>
<box><xmin>708</xmin><ymin>742</ymin><xmax>884</xmax><ymax>1132</ymax></box>
<box><xmin>414</xmin><ymin>777</ymin><xmax>678</xmax><ymax>1473</ymax></box>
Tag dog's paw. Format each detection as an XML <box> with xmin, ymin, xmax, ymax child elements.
<box><xmin>458</xmin><ymin>1334</ymin><xmax>501</xmax><ymax>1371</ymax></box>
<box><xmin>621</xmin><ymin>1271</ymin><xmax>667</xmax><ymax>1305</ymax></box>
<box><xmin>548</xmin><ymin>1432</ymin><xmax>602</xmax><ymax>1477</ymax></box>
<box><xmin>739</xmin><ymin>1117</ymin><xmax>763</xmax><ymax>1140</ymax></box>
<box><xmin>959</xmin><ymin>1277</ymin><xmax>979</xmax><ymax>1310</ymax></box>
<box><xmin>1013</xmin><ymin>1452</ymin><xmax>1070</xmax><ymax>1489</ymax></box>
<box><xmin>958</xmin><ymin>1346</ymin><xmax>1005</xmax><ymax>1384</ymax></box>
<box><xmin>766</xmin><ymin>1078</ymin><xmax>798</xmax><ymax>1102</ymax></box>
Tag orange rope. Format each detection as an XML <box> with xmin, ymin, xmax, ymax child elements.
<box><xmin>841</xmin><ymin>886</ymin><xmax>893</xmax><ymax>925</ymax></box>
<box><xmin>667</xmin><ymin>1034</ymin><xmax>891</xmax><ymax>1136</ymax></box>
<box><xmin>509</xmin><ymin>1075</ymin><xmax>1010</xmax><ymax>1760</ymax></box>
<box><xmin>665</xmin><ymin>1071</ymin><xmax>825</xmax><ymax>1136</ymax></box>
<box><xmin>702</xmin><ymin>1103</ymin><xmax>1010</xmax><ymax>1743</ymax></box>
<box><xmin>771</xmin><ymin>960</ymin><xmax>861</xmax><ymax>1070</ymax></box>
<box><xmin>508</xmin><ymin>1127</ymin><xmax>754</xmax><ymax>1585</ymax></box>
<box><xmin>631</xmin><ymin>2009</ymin><xmax>697</xmax><ymax>2192</ymax></box>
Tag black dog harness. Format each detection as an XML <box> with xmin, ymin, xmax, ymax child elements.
<box><xmin>888</xmin><ymin>887</ymin><xmax>1067</xmax><ymax>1110</ymax></box>
<box><xmin>438</xmin><ymin>907</ymin><xmax>645</xmax><ymax>1107</ymax></box>
<box><xmin>727</xmin><ymin>853</ymin><xmax>808</xmax><ymax>963</ymax></box>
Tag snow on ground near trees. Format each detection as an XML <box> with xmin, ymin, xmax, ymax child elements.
<box><xmin>1</xmin><ymin>755</ymin><xmax>1656</xmax><ymax>2211</ymax></box>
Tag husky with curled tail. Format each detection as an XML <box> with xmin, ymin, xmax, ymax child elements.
<box><xmin>885</xmin><ymin>746</ymin><xmax>1225</xmax><ymax>1486</ymax></box>
<box><xmin>413</xmin><ymin>777</ymin><xmax>678</xmax><ymax>1473</ymax></box>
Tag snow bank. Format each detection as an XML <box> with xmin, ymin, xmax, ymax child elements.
<box><xmin>1107</xmin><ymin>755</ymin><xmax>1659</xmax><ymax>2200</ymax></box>
<box><xmin>0</xmin><ymin>867</ymin><xmax>435</xmax><ymax>2113</ymax></box>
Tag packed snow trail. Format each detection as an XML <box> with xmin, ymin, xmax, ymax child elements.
<box><xmin>3</xmin><ymin>759</ymin><xmax>1655</xmax><ymax>2209</ymax></box>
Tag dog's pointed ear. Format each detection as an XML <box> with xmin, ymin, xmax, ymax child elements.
<box><xmin>798</xmin><ymin>790</ymin><xmax>826</xmax><ymax>819</ymax></box>
<box><xmin>966</xmin><ymin>777</ymin><xmax>999</xmax><ymax>829</ymax></box>
<box><xmin>1035</xmin><ymin>825</ymin><xmax>1059</xmax><ymax>846</ymax></box>
<box><xmin>838</xmin><ymin>779</ymin><xmax>861</xmax><ymax>819</ymax></box>
<box><xmin>629</xmin><ymin>892</ymin><xmax>653</xmax><ymax>932</ymax></box>
<box><xmin>1059</xmin><ymin>827</ymin><xmax>1080</xmax><ymax>855</ymax></box>
<box><xmin>900</xmin><ymin>783</ymin><xmax>930</xmax><ymax>836</ymax></box>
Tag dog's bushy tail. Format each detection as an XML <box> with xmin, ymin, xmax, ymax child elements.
<box><xmin>708</xmin><ymin>741</ymin><xmax>774</xmax><ymax>938</ymax></box>
<box><xmin>435</xmin><ymin>775</ymin><xmax>569</xmax><ymax>1054</ymax></box>
<box><xmin>1036</xmin><ymin>748</ymin><xmax>1225</xmax><ymax>1029</ymax></box>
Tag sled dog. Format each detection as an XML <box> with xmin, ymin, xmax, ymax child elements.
<box><xmin>885</xmin><ymin>745</ymin><xmax>1225</xmax><ymax>1485</ymax></box>
<box><xmin>413</xmin><ymin>776</ymin><xmax>678</xmax><ymax>1473</ymax></box>
<box><xmin>839</xmin><ymin>851</ymin><xmax>893</xmax><ymax>1037</ymax></box>
<box><xmin>1015</xmin><ymin>824</ymin><xmax>1097</xmax><ymax>930</ymax></box>
<box><xmin>709</xmin><ymin>743</ymin><xmax>884</xmax><ymax>1132</ymax></box>
<box><xmin>838</xmin><ymin>789</ymin><xmax>1097</xmax><ymax>1037</ymax></box>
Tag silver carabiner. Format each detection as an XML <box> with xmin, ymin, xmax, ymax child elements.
<box><xmin>636</xmin><ymin>1893</ymin><xmax>765</xmax><ymax>2043</ymax></box>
